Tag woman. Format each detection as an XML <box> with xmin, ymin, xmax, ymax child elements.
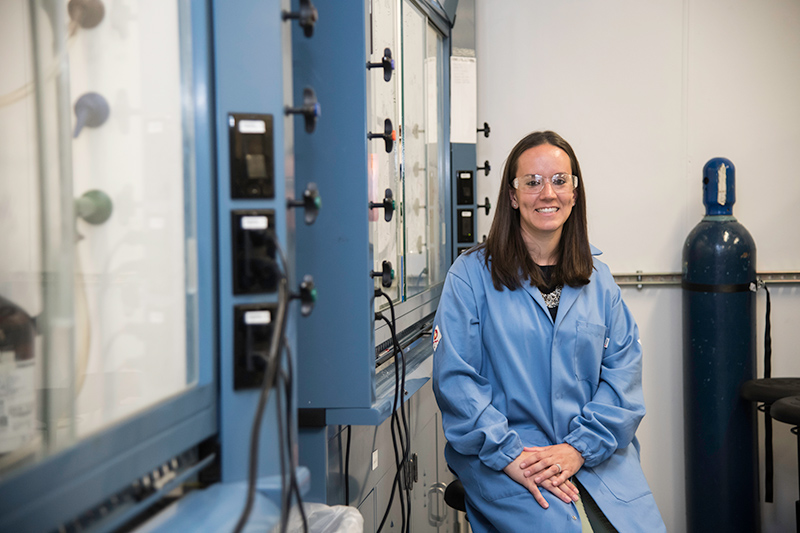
<box><xmin>432</xmin><ymin>131</ymin><xmax>665</xmax><ymax>532</ymax></box>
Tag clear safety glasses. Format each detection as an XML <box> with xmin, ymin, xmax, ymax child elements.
<box><xmin>512</xmin><ymin>173</ymin><xmax>579</xmax><ymax>195</ymax></box>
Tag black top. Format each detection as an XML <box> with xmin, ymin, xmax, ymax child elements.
<box><xmin>538</xmin><ymin>265</ymin><xmax>560</xmax><ymax>320</ymax></box>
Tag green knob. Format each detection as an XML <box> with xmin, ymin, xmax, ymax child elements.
<box><xmin>75</xmin><ymin>189</ymin><xmax>113</xmax><ymax>225</ymax></box>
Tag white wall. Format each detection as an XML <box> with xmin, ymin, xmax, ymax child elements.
<box><xmin>476</xmin><ymin>1</ymin><xmax>800</xmax><ymax>531</ymax></box>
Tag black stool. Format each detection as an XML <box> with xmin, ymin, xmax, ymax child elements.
<box><xmin>742</xmin><ymin>378</ymin><xmax>800</xmax><ymax>502</ymax></box>
<box><xmin>740</xmin><ymin>284</ymin><xmax>800</xmax><ymax>502</ymax></box>
<box><xmin>444</xmin><ymin>478</ymin><xmax>467</xmax><ymax>513</ymax></box>
<box><xmin>769</xmin><ymin>395</ymin><xmax>800</xmax><ymax>533</ymax></box>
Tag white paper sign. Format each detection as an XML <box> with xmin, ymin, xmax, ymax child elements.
<box><xmin>450</xmin><ymin>56</ymin><xmax>477</xmax><ymax>144</ymax></box>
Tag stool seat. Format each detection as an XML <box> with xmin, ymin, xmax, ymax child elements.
<box><xmin>771</xmin><ymin>396</ymin><xmax>800</xmax><ymax>426</ymax></box>
<box><xmin>444</xmin><ymin>479</ymin><xmax>467</xmax><ymax>513</ymax></box>
<box><xmin>742</xmin><ymin>378</ymin><xmax>800</xmax><ymax>404</ymax></box>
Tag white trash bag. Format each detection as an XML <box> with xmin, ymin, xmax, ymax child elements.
<box><xmin>284</xmin><ymin>503</ymin><xmax>363</xmax><ymax>533</ymax></box>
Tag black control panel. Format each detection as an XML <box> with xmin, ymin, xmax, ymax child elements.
<box><xmin>229</xmin><ymin>113</ymin><xmax>275</xmax><ymax>198</ymax></box>
<box><xmin>231</xmin><ymin>210</ymin><xmax>277</xmax><ymax>294</ymax></box>
<box><xmin>456</xmin><ymin>170</ymin><xmax>474</xmax><ymax>205</ymax></box>
<box><xmin>457</xmin><ymin>209</ymin><xmax>474</xmax><ymax>243</ymax></box>
<box><xmin>233</xmin><ymin>303</ymin><xmax>277</xmax><ymax>390</ymax></box>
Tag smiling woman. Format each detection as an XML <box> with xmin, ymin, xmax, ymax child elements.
<box><xmin>510</xmin><ymin>143</ymin><xmax>578</xmax><ymax>261</ymax></box>
<box><xmin>432</xmin><ymin>131</ymin><xmax>666</xmax><ymax>532</ymax></box>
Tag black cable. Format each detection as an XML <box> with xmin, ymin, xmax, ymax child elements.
<box><xmin>375</xmin><ymin>313</ymin><xmax>408</xmax><ymax>533</ymax></box>
<box><xmin>764</xmin><ymin>284</ymin><xmax>772</xmax><ymax>379</ymax></box>
<box><xmin>234</xmin><ymin>232</ymin><xmax>296</xmax><ymax>533</ymax></box>
<box><xmin>379</xmin><ymin>291</ymin><xmax>412</xmax><ymax>533</ymax></box>
<box><xmin>232</xmin><ymin>278</ymin><xmax>290</xmax><ymax>533</ymax></box>
<box><xmin>276</xmin><ymin>366</ymin><xmax>290</xmax><ymax>533</ymax></box>
<box><xmin>375</xmin><ymin>313</ymin><xmax>403</xmax><ymax>532</ymax></box>
<box><xmin>344</xmin><ymin>425</ymin><xmax>352</xmax><ymax>505</ymax></box>
<box><xmin>281</xmin><ymin>339</ymin><xmax>308</xmax><ymax>533</ymax></box>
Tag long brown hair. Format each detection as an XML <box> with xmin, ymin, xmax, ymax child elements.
<box><xmin>475</xmin><ymin>131</ymin><xmax>592</xmax><ymax>291</ymax></box>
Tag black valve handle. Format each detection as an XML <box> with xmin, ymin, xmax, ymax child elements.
<box><xmin>477</xmin><ymin>196</ymin><xmax>492</xmax><ymax>216</ymax></box>
<box><xmin>282</xmin><ymin>0</ymin><xmax>318</xmax><ymax>38</ymax></box>
<box><xmin>285</xmin><ymin>86</ymin><xmax>321</xmax><ymax>134</ymax></box>
<box><xmin>367</xmin><ymin>47</ymin><xmax>395</xmax><ymax>82</ymax></box>
<box><xmin>367</xmin><ymin>118</ymin><xmax>395</xmax><ymax>153</ymax></box>
<box><xmin>288</xmin><ymin>182</ymin><xmax>321</xmax><ymax>225</ymax></box>
<box><xmin>477</xmin><ymin>160</ymin><xmax>491</xmax><ymax>176</ymax></box>
<box><xmin>369</xmin><ymin>188</ymin><xmax>395</xmax><ymax>222</ymax></box>
<box><xmin>477</xmin><ymin>122</ymin><xmax>491</xmax><ymax>138</ymax></box>
<box><xmin>291</xmin><ymin>275</ymin><xmax>317</xmax><ymax>317</ymax></box>
<box><xmin>68</xmin><ymin>0</ymin><xmax>105</xmax><ymax>29</ymax></box>
<box><xmin>371</xmin><ymin>260</ymin><xmax>394</xmax><ymax>288</ymax></box>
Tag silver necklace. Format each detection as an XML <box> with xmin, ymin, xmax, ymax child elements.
<box><xmin>541</xmin><ymin>285</ymin><xmax>562</xmax><ymax>309</ymax></box>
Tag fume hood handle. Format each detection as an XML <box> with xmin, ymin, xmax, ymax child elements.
<box><xmin>477</xmin><ymin>160</ymin><xmax>491</xmax><ymax>176</ymax></box>
<box><xmin>291</xmin><ymin>275</ymin><xmax>317</xmax><ymax>317</ymax></box>
<box><xmin>367</xmin><ymin>118</ymin><xmax>396</xmax><ymax>153</ymax></box>
<box><xmin>371</xmin><ymin>261</ymin><xmax>394</xmax><ymax>288</ymax></box>
<box><xmin>367</xmin><ymin>48</ymin><xmax>395</xmax><ymax>82</ymax></box>
<box><xmin>68</xmin><ymin>0</ymin><xmax>105</xmax><ymax>29</ymax></box>
<box><xmin>285</xmin><ymin>87</ymin><xmax>321</xmax><ymax>134</ymax></box>
<box><xmin>477</xmin><ymin>196</ymin><xmax>491</xmax><ymax>216</ymax></box>
<box><xmin>282</xmin><ymin>0</ymin><xmax>319</xmax><ymax>38</ymax></box>
<box><xmin>369</xmin><ymin>188</ymin><xmax>395</xmax><ymax>222</ymax></box>
<box><xmin>288</xmin><ymin>182</ymin><xmax>321</xmax><ymax>225</ymax></box>
<box><xmin>477</xmin><ymin>121</ymin><xmax>490</xmax><ymax>138</ymax></box>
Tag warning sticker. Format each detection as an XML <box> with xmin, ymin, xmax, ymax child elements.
<box><xmin>432</xmin><ymin>326</ymin><xmax>441</xmax><ymax>352</ymax></box>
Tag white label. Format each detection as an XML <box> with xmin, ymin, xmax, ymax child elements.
<box><xmin>717</xmin><ymin>163</ymin><xmax>728</xmax><ymax>205</ymax></box>
<box><xmin>238</xmin><ymin>119</ymin><xmax>266</xmax><ymax>134</ymax></box>
<box><xmin>372</xmin><ymin>450</ymin><xmax>379</xmax><ymax>471</ymax></box>
<box><xmin>461</xmin><ymin>211</ymin><xmax>472</xmax><ymax>218</ymax></box>
<box><xmin>459</xmin><ymin>172</ymin><xmax>471</xmax><ymax>179</ymax></box>
<box><xmin>241</xmin><ymin>216</ymin><xmax>269</xmax><ymax>230</ymax></box>
<box><xmin>432</xmin><ymin>326</ymin><xmax>442</xmax><ymax>353</ymax></box>
<box><xmin>244</xmin><ymin>310</ymin><xmax>272</xmax><ymax>325</ymax></box>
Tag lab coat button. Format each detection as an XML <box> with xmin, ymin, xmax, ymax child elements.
<box><xmin>572</xmin><ymin>515</ymin><xmax>577</xmax><ymax>520</ymax></box>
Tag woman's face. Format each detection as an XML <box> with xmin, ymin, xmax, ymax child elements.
<box><xmin>508</xmin><ymin>143</ymin><xmax>577</xmax><ymax>242</ymax></box>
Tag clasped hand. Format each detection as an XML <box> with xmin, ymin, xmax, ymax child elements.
<box><xmin>502</xmin><ymin>443</ymin><xmax>584</xmax><ymax>509</ymax></box>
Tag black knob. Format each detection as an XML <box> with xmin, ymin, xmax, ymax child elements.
<box><xmin>282</xmin><ymin>0</ymin><xmax>318</xmax><ymax>38</ymax></box>
<box><xmin>477</xmin><ymin>160</ymin><xmax>491</xmax><ymax>176</ymax></box>
<box><xmin>73</xmin><ymin>92</ymin><xmax>110</xmax><ymax>138</ymax></box>
<box><xmin>68</xmin><ymin>0</ymin><xmax>105</xmax><ymax>29</ymax></box>
<box><xmin>285</xmin><ymin>87</ymin><xmax>321</xmax><ymax>134</ymax></box>
<box><xmin>367</xmin><ymin>47</ymin><xmax>395</xmax><ymax>82</ymax></box>
<box><xmin>477</xmin><ymin>122</ymin><xmax>490</xmax><ymax>138</ymax></box>
<box><xmin>288</xmin><ymin>182</ymin><xmax>321</xmax><ymax>225</ymax></box>
<box><xmin>371</xmin><ymin>261</ymin><xmax>394</xmax><ymax>288</ymax></box>
<box><xmin>292</xmin><ymin>275</ymin><xmax>317</xmax><ymax>317</ymax></box>
<box><xmin>477</xmin><ymin>196</ymin><xmax>491</xmax><ymax>216</ymax></box>
<box><xmin>368</xmin><ymin>118</ymin><xmax>395</xmax><ymax>153</ymax></box>
<box><xmin>369</xmin><ymin>188</ymin><xmax>395</xmax><ymax>222</ymax></box>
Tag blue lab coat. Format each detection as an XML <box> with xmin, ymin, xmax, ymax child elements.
<box><xmin>432</xmin><ymin>247</ymin><xmax>666</xmax><ymax>532</ymax></box>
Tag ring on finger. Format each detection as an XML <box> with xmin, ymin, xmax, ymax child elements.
<box><xmin>555</xmin><ymin>463</ymin><xmax>562</xmax><ymax>474</ymax></box>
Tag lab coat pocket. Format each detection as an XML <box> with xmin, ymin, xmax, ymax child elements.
<box><xmin>471</xmin><ymin>460</ymin><xmax>530</xmax><ymax>502</ymax></box>
<box><xmin>586</xmin><ymin>446</ymin><xmax>652</xmax><ymax>503</ymax></box>
<box><xmin>573</xmin><ymin>321</ymin><xmax>607</xmax><ymax>382</ymax></box>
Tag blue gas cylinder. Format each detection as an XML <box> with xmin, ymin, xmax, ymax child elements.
<box><xmin>682</xmin><ymin>158</ymin><xmax>759</xmax><ymax>532</ymax></box>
